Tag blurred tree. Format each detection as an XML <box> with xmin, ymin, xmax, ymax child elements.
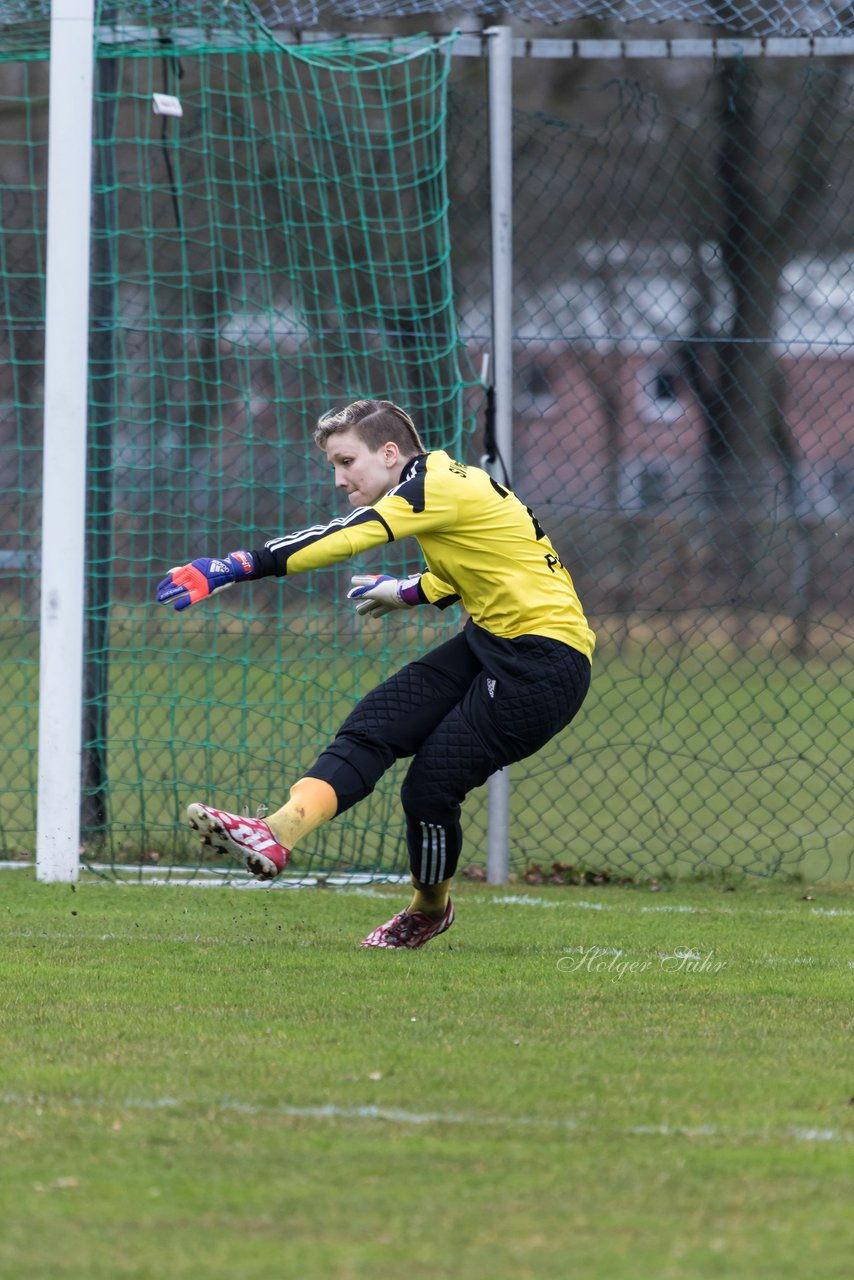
<box><xmin>678</xmin><ymin>59</ymin><xmax>845</xmax><ymax>519</ymax></box>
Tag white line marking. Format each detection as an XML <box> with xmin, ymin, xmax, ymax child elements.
<box><xmin>561</xmin><ymin>945</ymin><xmax>623</xmax><ymax>955</ymax></box>
<box><xmin>488</xmin><ymin>895</ymin><xmax>611</xmax><ymax>911</ymax></box>
<box><xmin>0</xmin><ymin>1091</ymin><xmax>850</xmax><ymax>1144</ymax></box>
<box><xmin>641</xmin><ymin>904</ymin><xmax>699</xmax><ymax>913</ymax></box>
<box><xmin>0</xmin><ymin>863</ymin><xmax>409</xmax><ymax>888</ymax></box>
<box><xmin>789</xmin><ymin>1127</ymin><xmax>843</xmax><ymax>1142</ymax></box>
<box><xmin>490</xmin><ymin>894</ymin><xmax>562</xmax><ymax>908</ymax></box>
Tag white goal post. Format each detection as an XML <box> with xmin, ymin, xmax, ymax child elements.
<box><xmin>36</xmin><ymin>0</ymin><xmax>96</xmax><ymax>882</ymax></box>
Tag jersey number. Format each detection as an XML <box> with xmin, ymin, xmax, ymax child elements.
<box><xmin>490</xmin><ymin>477</ymin><xmax>547</xmax><ymax>540</ymax></box>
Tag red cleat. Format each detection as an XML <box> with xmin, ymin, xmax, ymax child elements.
<box><xmin>361</xmin><ymin>899</ymin><xmax>455</xmax><ymax>949</ymax></box>
<box><xmin>187</xmin><ymin>803</ymin><xmax>290</xmax><ymax>880</ymax></box>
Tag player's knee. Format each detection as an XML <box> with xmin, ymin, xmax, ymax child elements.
<box><xmin>400</xmin><ymin>766</ymin><xmax>443</xmax><ymax>821</ymax></box>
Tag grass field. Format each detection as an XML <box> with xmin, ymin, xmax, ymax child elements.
<box><xmin>1</xmin><ymin>872</ymin><xmax>851</xmax><ymax>1279</ymax></box>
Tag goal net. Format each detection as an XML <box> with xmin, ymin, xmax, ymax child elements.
<box><xmin>88</xmin><ymin>28</ymin><xmax>476</xmax><ymax>875</ymax></box>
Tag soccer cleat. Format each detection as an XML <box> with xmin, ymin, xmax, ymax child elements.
<box><xmin>186</xmin><ymin>803</ymin><xmax>290</xmax><ymax>880</ymax></box>
<box><xmin>360</xmin><ymin>899</ymin><xmax>455</xmax><ymax>949</ymax></box>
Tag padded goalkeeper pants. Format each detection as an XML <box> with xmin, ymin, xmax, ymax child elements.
<box><xmin>305</xmin><ymin>619</ymin><xmax>591</xmax><ymax>884</ymax></box>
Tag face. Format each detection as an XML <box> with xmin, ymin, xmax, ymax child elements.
<box><xmin>325</xmin><ymin>429</ymin><xmax>405</xmax><ymax>507</ymax></box>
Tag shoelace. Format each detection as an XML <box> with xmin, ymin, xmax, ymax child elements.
<box><xmin>241</xmin><ymin>803</ymin><xmax>269</xmax><ymax>821</ymax></box>
<box><xmin>384</xmin><ymin>911</ymin><xmax>419</xmax><ymax>942</ymax></box>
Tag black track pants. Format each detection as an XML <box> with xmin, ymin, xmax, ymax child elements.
<box><xmin>306</xmin><ymin>620</ymin><xmax>591</xmax><ymax>882</ymax></box>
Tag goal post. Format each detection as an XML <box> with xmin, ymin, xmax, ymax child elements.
<box><xmin>36</xmin><ymin>0</ymin><xmax>97</xmax><ymax>883</ymax></box>
<box><xmin>484</xmin><ymin>25</ymin><xmax>513</xmax><ymax>885</ymax></box>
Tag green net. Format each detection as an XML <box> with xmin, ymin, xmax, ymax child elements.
<box><xmin>3</xmin><ymin>31</ymin><xmax>479</xmax><ymax>873</ymax></box>
<box><xmin>0</xmin><ymin>57</ymin><xmax>46</xmax><ymax>859</ymax></box>
<box><xmin>97</xmin><ymin>31</ymin><xmax>475</xmax><ymax>874</ymax></box>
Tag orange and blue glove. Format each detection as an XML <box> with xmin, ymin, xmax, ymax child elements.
<box><xmin>156</xmin><ymin>551</ymin><xmax>254</xmax><ymax>612</ymax></box>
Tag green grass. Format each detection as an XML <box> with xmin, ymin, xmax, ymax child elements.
<box><xmin>1</xmin><ymin>873</ymin><xmax>852</xmax><ymax>1279</ymax></box>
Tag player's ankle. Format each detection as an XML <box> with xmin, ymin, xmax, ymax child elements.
<box><xmin>266</xmin><ymin>777</ymin><xmax>338</xmax><ymax>849</ymax></box>
<box><xmin>409</xmin><ymin>902</ymin><xmax>448</xmax><ymax>920</ymax></box>
<box><xmin>264</xmin><ymin>814</ymin><xmax>291</xmax><ymax>848</ymax></box>
<box><xmin>408</xmin><ymin>876</ymin><xmax>452</xmax><ymax>919</ymax></box>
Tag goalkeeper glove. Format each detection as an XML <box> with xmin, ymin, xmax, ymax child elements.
<box><xmin>347</xmin><ymin>573</ymin><xmax>423</xmax><ymax>618</ymax></box>
<box><xmin>156</xmin><ymin>550</ymin><xmax>254</xmax><ymax>612</ymax></box>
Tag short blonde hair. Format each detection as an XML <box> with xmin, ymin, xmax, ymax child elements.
<box><xmin>314</xmin><ymin>399</ymin><xmax>425</xmax><ymax>456</ymax></box>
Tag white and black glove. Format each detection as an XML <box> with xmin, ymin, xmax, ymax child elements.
<box><xmin>347</xmin><ymin>573</ymin><xmax>423</xmax><ymax>618</ymax></box>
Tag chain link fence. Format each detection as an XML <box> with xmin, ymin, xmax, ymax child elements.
<box><xmin>0</xmin><ymin>3</ymin><xmax>851</xmax><ymax>881</ymax></box>
<box><xmin>8</xmin><ymin>0</ymin><xmax>854</xmax><ymax>62</ymax></box>
<box><xmin>448</xmin><ymin>57</ymin><xmax>853</xmax><ymax>882</ymax></box>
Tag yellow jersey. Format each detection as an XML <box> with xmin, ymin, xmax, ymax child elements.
<box><xmin>252</xmin><ymin>450</ymin><xmax>595</xmax><ymax>660</ymax></box>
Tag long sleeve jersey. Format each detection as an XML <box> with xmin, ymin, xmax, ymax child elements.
<box><xmin>249</xmin><ymin>450</ymin><xmax>595</xmax><ymax>660</ymax></box>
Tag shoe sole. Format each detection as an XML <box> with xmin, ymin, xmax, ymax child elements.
<box><xmin>186</xmin><ymin>803</ymin><xmax>280</xmax><ymax>880</ymax></box>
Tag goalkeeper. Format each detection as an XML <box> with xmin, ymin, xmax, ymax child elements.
<box><xmin>156</xmin><ymin>399</ymin><xmax>594</xmax><ymax>949</ymax></box>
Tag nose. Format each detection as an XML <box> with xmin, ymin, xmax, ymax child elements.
<box><xmin>335</xmin><ymin>469</ymin><xmax>348</xmax><ymax>490</ymax></box>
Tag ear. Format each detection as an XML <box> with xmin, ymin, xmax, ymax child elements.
<box><xmin>383</xmin><ymin>441</ymin><xmax>401</xmax><ymax>467</ymax></box>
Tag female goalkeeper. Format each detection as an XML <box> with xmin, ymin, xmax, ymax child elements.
<box><xmin>156</xmin><ymin>399</ymin><xmax>594</xmax><ymax>949</ymax></box>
